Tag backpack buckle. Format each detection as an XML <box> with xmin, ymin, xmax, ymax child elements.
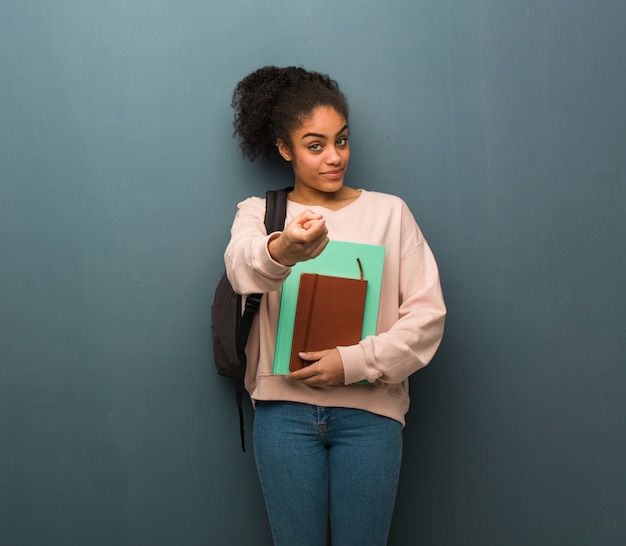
<box><xmin>244</xmin><ymin>293</ymin><xmax>262</xmax><ymax>313</ymax></box>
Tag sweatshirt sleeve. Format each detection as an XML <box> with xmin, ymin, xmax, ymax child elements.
<box><xmin>338</xmin><ymin>203</ymin><xmax>446</xmax><ymax>385</ymax></box>
<box><xmin>224</xmin><ymin>196</ymin><xmax>291</xmax><ymax>295</ymax></box>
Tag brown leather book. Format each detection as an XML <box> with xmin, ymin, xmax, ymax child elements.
<box><xmin>289</xmin><ymin>267</ymin><xmax>368</xmax><ymax>372</ymax></box>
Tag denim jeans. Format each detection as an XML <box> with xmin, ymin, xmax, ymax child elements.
<box><xmin>253</xmin><ymin>401</ymin><xmax>403</xmax><ymax>546</ymax></box>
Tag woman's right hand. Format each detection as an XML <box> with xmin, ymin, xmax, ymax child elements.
<box><xmin>268</xmin><ymin>210</ymin><xmax>329</xmax><ymax>266</ymax></box>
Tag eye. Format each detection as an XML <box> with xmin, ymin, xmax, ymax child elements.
<box><xmin>337</xmin><ymin>137</ymin><xmax>348</xmax><ymax>147</ymax></box>
<box><xmin>308</xmin><ymin>143</ymin><xmax>322</xmax><ymax>152</ymax></box>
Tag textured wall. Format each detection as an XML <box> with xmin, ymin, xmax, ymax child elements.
<box><xmin>1</xmin><ymin>1</ymin><xmax>624</xmax><ymax>544</ymax></box>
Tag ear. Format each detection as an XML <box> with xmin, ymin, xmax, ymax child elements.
<box><xmin>276</xmin><ymin>138</ymin><xmax>293</xmax><ymax>162</ymax></box>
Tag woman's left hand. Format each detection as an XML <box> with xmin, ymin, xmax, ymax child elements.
<box><xmin>286</xmin><ymin>349</ymin><xmax>345</xmax><ymax>387</ymax></box>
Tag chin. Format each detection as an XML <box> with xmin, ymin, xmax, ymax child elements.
<box><xmin>320</xmin><ymin>179</ymin><xmax>345</xmax><ymax>192</ymax></box>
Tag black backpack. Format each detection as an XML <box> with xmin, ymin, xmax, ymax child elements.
<box><xmin>211</xmin><ymin>188</ymin><xmax>290</xmax><ymax>451</ymax></box>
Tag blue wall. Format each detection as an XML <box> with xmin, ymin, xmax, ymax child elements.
<box><xmin>1</xmin><ymin>1</ymin><xmax>624</xmax><ymax>544</ymax></box>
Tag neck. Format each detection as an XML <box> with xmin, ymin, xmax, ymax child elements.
<box><xmin>288</xmin><ymin>185</ymin><xmax>361</xmax><ymax>210</ymax></box>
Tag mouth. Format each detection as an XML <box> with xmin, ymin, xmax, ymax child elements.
<box><xmin>321</xmin><ymin>168</ymin><xmax>344</xmax><ymax>179</ymax></box>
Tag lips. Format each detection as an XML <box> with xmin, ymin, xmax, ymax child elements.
<box><xmin>321</xmin><ymin>168</ymin><xmax>344</xmax><ymax>179</ymax></box>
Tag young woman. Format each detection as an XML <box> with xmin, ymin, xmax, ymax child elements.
<box><xmin>224</xmin><ymin>66</ymin><xmax>446</xmax><ymax>545</ymax></box>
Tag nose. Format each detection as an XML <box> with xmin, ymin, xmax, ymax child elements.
<box><xmin>325</xmin><ymin>145</ymin><xmax>341</xmax><ymax>165</ymax></box>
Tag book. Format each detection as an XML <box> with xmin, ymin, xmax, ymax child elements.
<box><xmin>289</xmin><ymin>265</ymin><xmax>368</xmax><ymax>372</ymax></box>
<box><xmin>273</xmin><ymin>240</ymin><xmax>385</xmax><ymax>375</ymax></box>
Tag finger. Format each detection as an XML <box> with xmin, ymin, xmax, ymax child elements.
<box><xmin>300</xmin><ymin>214</ymin><xmax>326</xmax><ymax>229</ymax></box>
<box><xmin>288</xmin><ymin>358</ymin><xmax>324</xmax><ymax>377</ymax></box>
<box><xmin>287</xmin><ymin>220</ymin><xmax>326</xmax><ymax>246</ymax></box>
<box><xmin>300</xmin><ymin>350</ymin><xmax>333</xmax><ymax>361</ymax></box>
<box><xmin>298</xmin><ymin>351</ymin><xmax>320</xmax><ymax>362</ymax></box>
<box><xmin>294</xmin><ymin>210</ymin><xmax>324</xmax><ymax>227</ymax></box>
<box><xmin>286</xmin><ymin>367</ymin><xmax>316</xmax><ymax>381</ymax></box>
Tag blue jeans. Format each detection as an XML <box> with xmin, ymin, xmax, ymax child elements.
<box><xmin>253</xmin><ymin>401</ymin><xmax>403</xmax><ymax>546</ymax></box>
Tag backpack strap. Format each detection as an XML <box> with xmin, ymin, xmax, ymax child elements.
<box><xmin>264</xmin><ymin>187</ymin><xmax>292</xmax><ymax>233</ymax></box>
<box><xmin>234</xmin><ymin>293</ymin><xmax>261</xmax><ymax>451</ymax></box>
<box><xmin>234</xmin><ymin>187</ymin><xmax>292</xmax><ymax>451</ymax></box>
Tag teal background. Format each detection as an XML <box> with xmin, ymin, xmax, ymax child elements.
<box><xmin>1</xmin><ymin>1</ymin><xmax>625</xmax><ymax>545</ymax></box>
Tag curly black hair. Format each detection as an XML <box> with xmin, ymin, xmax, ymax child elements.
<box><xmin>232</xmin><ymin>66</ymin><xmax>349</xmax><ymax>161</ymax></box>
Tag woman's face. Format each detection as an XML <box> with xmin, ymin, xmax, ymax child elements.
<box><xmin>277</xmin><ymin>106</ymin><xmax>350</xmax><ymax>197</ymax></box>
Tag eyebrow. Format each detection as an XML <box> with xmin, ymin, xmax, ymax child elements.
<box><xmin>300</xmin><ymin>124</ymin><xmax>349</xmax><ymax>140</ymax></box>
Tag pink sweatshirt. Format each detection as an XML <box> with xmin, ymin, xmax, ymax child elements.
<box><xmin>225</xmin><ymin>189</ymin><xmax>446</xmax><ymax>425</ymax></box>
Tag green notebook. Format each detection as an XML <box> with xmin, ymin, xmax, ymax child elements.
<box><xmin>273</xmin><ymin>240</ymin><xmax>385</xmax><ymax>375</ymax></box>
